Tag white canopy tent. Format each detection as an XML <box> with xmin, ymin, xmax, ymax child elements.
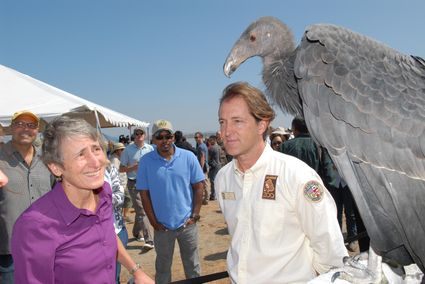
<box><xmin>0</xmin><ymin>64</ymin><xmax>149</xmax><ymax>133</ymax></box>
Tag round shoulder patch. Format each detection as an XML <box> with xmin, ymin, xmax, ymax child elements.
<box><xmin>303</xmin><ymin>180</ymin><xmax>324</xmax><ymax>202</ymax></box>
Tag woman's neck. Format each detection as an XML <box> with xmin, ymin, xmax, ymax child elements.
<box><xmin>62</xmin><ymin>182</ymin><xmax>99</xmax><ymax>213</ymax></box>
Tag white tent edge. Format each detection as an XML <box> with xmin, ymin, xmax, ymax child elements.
<box><xmin>0</xmin><ymin>64</ymin><xmax>149</xmax><ymax>130</ymax></box>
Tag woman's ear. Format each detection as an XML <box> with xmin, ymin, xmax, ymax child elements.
<box><xmin>48</xmin><ymin>163</ymin><xmax>63</xmax><ymax>178</ymax></box>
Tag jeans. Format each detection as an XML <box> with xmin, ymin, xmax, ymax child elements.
<box><xmin>208</xmin><ymin>167</ymin><xmax>220</xmax><ymax>199</ymax></box>
<box><xmin>116</xmin><ymin>226</ymin><xmax>129</xmax><ymax>284</ymax></box>
<box><xmin>330</xmin><ymin>185</ymin><xmax>357</xmax><ymax>238</ymax></box>
<box><xmin>154</xmin><ymin>223</ymin><xmax>200</xmax><ymax>284</ymax></box>
<box><xmin>0</xmin><ymin>254</ymin><xmax>14</xmax><ymax>284</ymax></box>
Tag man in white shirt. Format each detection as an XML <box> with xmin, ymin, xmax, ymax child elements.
<box><xmin>215</xmin><ymin>82</ymin><xmax>348</xmax><ymax>284</ymax></box>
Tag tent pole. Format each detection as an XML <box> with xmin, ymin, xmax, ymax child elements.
<box><xmin>94</xmin><ymin>109</ymin><xmax>102</xmax><ymax>134</ymax></box>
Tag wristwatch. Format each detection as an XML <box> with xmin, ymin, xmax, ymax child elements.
<box><xmin>191</xmin><ymin>213</ymin><xmax>201</xmax><ymax>222</ymax></box>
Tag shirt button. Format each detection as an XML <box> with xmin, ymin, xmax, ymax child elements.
<box><xmin>95</xmin><ymin>220</ymin><xmax>99</xmax><ymax>224</ymax></box>
<box><xmin>103</xmin><ymin>241</ymin><xmax>107</xmax><ymax>246</ymax></box>
<box><xmin>107</xmin><ymin>265</ymin><xmax>112</xmax><ymax>269</ymax></box>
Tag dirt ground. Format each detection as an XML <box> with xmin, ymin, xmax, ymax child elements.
<box><xmin>120</xmin><ymin>200</ymin><xmax>231</xmax><ymax>283</ymax></box>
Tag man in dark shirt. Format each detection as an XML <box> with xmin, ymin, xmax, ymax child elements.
<box><xmin>174</xmin><ymin>130</ymin><xmax>197</xmax><ymax>155</ymax></box>
<box><xmin>207</xmin><ymin>135</ymin><xmax>222</xmax><ymax>200</ymax></box>
<box><xmin>0</xmin><ymin>110</ymin><xmax>53</xmax><ymax>283</ymax></box>
<box><xmin>281</xmin><ymin>116</ymin><xmax>320</xmax><ymax>173</ymax></box>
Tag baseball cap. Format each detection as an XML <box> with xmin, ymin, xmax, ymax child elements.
<box><xmin>152</xmin><ymin>119</ymin><xmax>173</xmax><ymax>135</ymax></box>
<box><xmin>133</xmin><ymin>127</ymin><xmax>145</xmax><ymax>135</ymax></box>
<box><xmin>12</xmin><ymin>110</ymin><xmax>40</xmax><ymax>123</ymax></box>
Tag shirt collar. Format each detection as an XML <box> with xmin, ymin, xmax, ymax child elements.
<box><xmin>153</xmin><ymin>144</ymin><xmax>179</xmax><ymax>161</ymax></box>
<box><xmin>295</xmin><ymin>133</ymin><xmax>311</xmax><ymax>138</ymax></box>
<box><xmin>3</xmin><ymin>140</ymin><xmax>40</xmax><ymax>156</ymax></box>
<box><xmin>52</xmin><ymin>181</ymin><xmax>110</xmax><ymax>226</ymax></box>
<box><xmin>3</xmin><ymin>140</ymin><xmax>41</xmax><ymax>164</ymax></box>
<box><xmin>233</xmin><ymin>144</ymin><xmax>273</xmax><ymax>177</ymax></box>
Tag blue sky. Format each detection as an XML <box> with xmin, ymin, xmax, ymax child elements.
<box><xmin>1</xmin><ymin>1</ymin><xmax>424</xmax><ymax>138</ymax></box>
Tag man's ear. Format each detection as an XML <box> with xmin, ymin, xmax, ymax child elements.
<box><xmin>48</xmin><ymin>163</ymin><xmax>63</xmax><ymax>178</ymax></box>
<box><xmin>258</xmin><ymin>120</ymin><xmax>269</xmax><ymax>135</ymax></box>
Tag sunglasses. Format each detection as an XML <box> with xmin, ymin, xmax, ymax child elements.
<box><xmin>12</xmin><ymin>121</ymin><xmax>38</xmax><ymax>130</ymax></box>
<box><xmin>134</xmin><ymin>132</ymin><xmax>144</xmax><ymax>136</ymax></box>
<box><xmin>272</xmin><ymin>141</ymin><xmax>282</xmax><ymax>146</ymax></box>
<box><xmin>155</xmin><ymin>134</ymin><xmax>173</xmax><ymax>141</ymax></box>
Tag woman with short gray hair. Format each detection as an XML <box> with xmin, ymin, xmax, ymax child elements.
<box><xmin>11</xmin><ymin>116</ymin><xmax>153</xmax><ymax>284</ymax></box>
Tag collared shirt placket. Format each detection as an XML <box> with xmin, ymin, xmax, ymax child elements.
<box><xmin>237</xmin><ymin>169</ymin><xmax>256</xmax><ymax>284</ymax></box>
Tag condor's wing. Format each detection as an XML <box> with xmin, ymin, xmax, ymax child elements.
<box><xmin>295</xmin><ymin>23</ymin><xmax>425</xmax><ymax>271</ymax></box>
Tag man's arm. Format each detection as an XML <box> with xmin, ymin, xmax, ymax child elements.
<box><xmin>140</xmin><ymin>190</ymin><xmax>168</xmax><ymax>231</ymax></box>
<box><xmin>297</xmin><ymin>177</ymin><xmax>348</xmax><ymax>273</ymax></box>
<box><xmin>191</xmin><ymin>181</ymin><xmax>204</xmax><ymax>217</ymax></box>
<box><xmin>119</xmin><ymin>163</ymin><xmax>138</xmax><ymax>173</ymax></box>
<box><xmin>118</xmin><ymin>149</ymin><xmax>138</xmax><ymax>173</ymax></box>
<box><xmin>197</xmin><ymin>150</ymin><xmax>206</xmax><ymax>169</ymax></box>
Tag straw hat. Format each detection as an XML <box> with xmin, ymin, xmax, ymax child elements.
<box><xmin>111</xmin><ymin>142</ymin><xmax>126</xmax><ymax>154</ymax></box>
<box><xmin>272</xmin><ymin>127</ymin><xmax>291</xmax><ymax>136</ymax></box>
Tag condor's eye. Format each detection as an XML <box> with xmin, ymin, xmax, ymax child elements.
<box><xmin>249</xmin><ymin>35</ymin><xmax>256</xmax><ymax>42</ymax></box>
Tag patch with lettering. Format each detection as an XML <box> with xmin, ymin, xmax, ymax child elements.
<box><xmin>303</xmin><ymin>180</ymin><xmax>324</xmax><ymax>202</ymax></box>
<box><xmin>262</xmin><ymin>175</ymin><xmax>278</xmax><ymax>200</ymax></box>
<box><xmin>222</xmin><ymin>192</ymin><xmax>236</xmax><ymax>200</ymax></box>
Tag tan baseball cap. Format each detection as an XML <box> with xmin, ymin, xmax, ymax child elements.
<box><xmin>152</xmin><ymin>119</ymin><xmax>173</xmax><ymax>135</ymax></box>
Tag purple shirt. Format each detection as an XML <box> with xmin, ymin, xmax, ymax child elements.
<box><xmin>11</xmin><ymin>181</ymin><xmax>117</xmax><ymax>284</ymax></box>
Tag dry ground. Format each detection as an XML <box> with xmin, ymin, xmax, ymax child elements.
<box><xmin>120</xmin><ymin>200</ymin><xmax>231</xmax><ymax>283</ymax></box>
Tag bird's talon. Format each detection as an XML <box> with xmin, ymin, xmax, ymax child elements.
<box><xmin>331</xmin><ymin>271</ymin><xmax>341</xmax><ymax>282</ymax></box>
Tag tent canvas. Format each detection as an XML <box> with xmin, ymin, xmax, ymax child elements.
<box><xmin>0</xmin><ymin>64</ymin><xmax>149</xmax><ymax>131</ymax></box>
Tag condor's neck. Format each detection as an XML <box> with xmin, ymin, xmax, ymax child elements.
<box><xmin>262</xmin><ymin>51</ymin><xmax>303</xmax><ymax>117</ymax></box>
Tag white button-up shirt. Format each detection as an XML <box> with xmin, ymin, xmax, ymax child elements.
<box><xmin>216</xmin><ymin>145</ymin><xmax>347</xmax><ymax>284</ymax></box>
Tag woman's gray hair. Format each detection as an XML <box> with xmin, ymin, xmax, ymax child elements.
<box><xmin>42</xmin><ymin>116</ymin><xmax>104</xmax><ymax>167</ymax></box>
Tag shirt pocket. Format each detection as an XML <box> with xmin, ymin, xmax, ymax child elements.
<box><xmin>252</xmin><ymin>198</ymin><xmax>285</xmax><ymax>239</ymax></box>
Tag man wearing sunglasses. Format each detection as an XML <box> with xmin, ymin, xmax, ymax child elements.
<box><xmin>137</xmin><ymin>119</ymin><xmax>205</xmax><ymax>284</ymax></box>
<box><xmin>0</xmin><ymin>110</ymin><xmax>53</xmax><ymax>283</ymax></box>
<box><xmin>119</xmin><ymin>127</ymin><xmax>155</xmax><ymax>250</ymax></box>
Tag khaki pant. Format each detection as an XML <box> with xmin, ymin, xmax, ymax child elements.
<box><xmin>127</xmin><ymin>179</ymin><xmax>153</xmax><ymax>242</ymax></box>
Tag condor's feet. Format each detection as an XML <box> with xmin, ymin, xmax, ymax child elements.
<box><xmin>330</xmin><ymin>256</ymin><xmax>378</xmax><ymax>284</ymax></box>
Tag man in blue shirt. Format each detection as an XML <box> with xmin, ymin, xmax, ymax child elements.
<box><xmin>195</xmin><ymin>131</ymin><xmax>210</xmax><ymax>204</ymax></box>
<box><xmin>137</xmin><ymin>119</ymin><xmax>205</xmax><ymax>284</ymax></box>
<box><xmin>119</xmin><ymin>127</ymin><xmax>154</xmax><ymax>248</ymax></box>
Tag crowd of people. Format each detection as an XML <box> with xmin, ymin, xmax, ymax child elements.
<box><xmin>0</xmin><ymin>82</ymin><xmax>372</xmax><ymax>284</ymax></box>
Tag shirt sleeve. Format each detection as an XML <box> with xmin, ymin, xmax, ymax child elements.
<box><xmin>108</xmin><ymin>165</ymin><xmax>124</xmax><ymax>208</ymax></box>
<box><xmin>295</xmin><ymin>173</ymin><xmax>348</xmax><ymax>273</ymax></box>
<box><xmin>120</xmin><ymin>148</ymin><xmax>129</xmax><ymax>166</ymax></box>
<box><xmin>12</xmin><ymin>214</ymin><xmax>57</xmax><ymax>284</ymax></box>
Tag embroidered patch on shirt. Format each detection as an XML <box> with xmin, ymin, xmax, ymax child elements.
<box><xmin>303</xmin><ymin>180</ymin><xmax>324</xmax><ymax>202</ymax></box>
<box><xmin>262</xmin><ymin>175</ymin><xmax>278</xmax><ymax>200</ymax></box>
